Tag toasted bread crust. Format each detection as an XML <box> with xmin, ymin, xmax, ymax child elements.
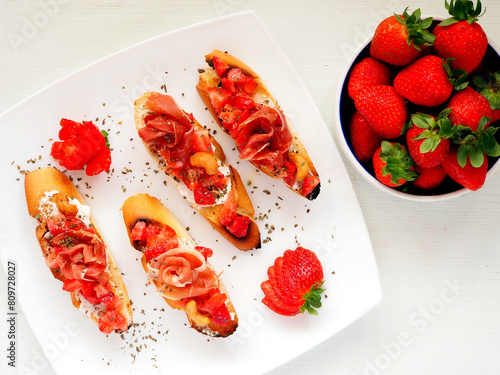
<box><xmin>134</xmin><ymin>92</ymin><xmax>260</xmax><ymax>250</ymax></box>
<box><xmin>122</xmin><ymin>193</ymin><xmax>238</xmax><ymax>337</ymax></box>
<box><xmin>24</xmin><ymin>167</ymin><xmax>133</xmax><ymax>332</ymax></box>
<box><xmin>197</xmin><ymin>50</ymin><xmax>320</xmax><ymax>199</ymax></box>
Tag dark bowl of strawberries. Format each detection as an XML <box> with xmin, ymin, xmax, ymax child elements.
<box><xmin>335</xmin><ymin>1</ymin><xmax>500</xmax><ymax>201</ymax></box>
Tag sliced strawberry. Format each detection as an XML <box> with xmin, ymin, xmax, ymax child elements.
<box><xmin>261</xmin><ymin>280</ymin><xmax>301</xmax><ymax>316</ymax></box>
<box><xmin>85</xmin><ymin>146</ymin><xmax>111</xmax><ymax>176</ymax></box>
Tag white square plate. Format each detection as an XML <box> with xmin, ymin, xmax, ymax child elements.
<box><xmin>0</xmin><ymin>11</ymin><xmax>382</xmax><ymax>375</ymax></box>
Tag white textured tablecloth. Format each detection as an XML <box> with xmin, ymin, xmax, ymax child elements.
<box><xmin>1</xmin><ymin>1</ymin><xmax>499</xmax><ymax>374</ymax></box>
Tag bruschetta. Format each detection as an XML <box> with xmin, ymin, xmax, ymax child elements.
<box><xmin>122</xmin><ymin>193</ymin><xmax>238</xmax><ymax>337</ymax></box>
<box><xmin>196</xmin><ymin>50</ymin><xmax>321</xmax><ymax>200</ymax></box>
<box><xmin>134</xmin><ymin>92</ymin><xmax>260</xmax><ymax>251</ymax></box>
<box><xmin>24</xmin><ymin>167</ymin><xmax>133</xmax><ymax>334</ymax></box>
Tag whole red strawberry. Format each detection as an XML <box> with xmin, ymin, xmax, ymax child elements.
<box><xmin>347</xmin><ymin>57</ymin><xmax>392</xmax><ymax>100</ymax></box>
<box><xmin>372</xmin><ymin>141</ymin><xmax>417</xmax><ymax>187</ymax></box>
<box><xmin>406</xmin><ymin>111</ymin><xmax>452</xmax><ymax>168</ymax></box>
<box><xmin>350</xmin><ymin>111</ymin><xmax>383</xmax><ymax>163</ymax></box>
<box><xmin>473</xmin><ymin>70</ymin><xmax>500</xmax><ymax>123</ymax></box>
<box><xmin>394</xmin><ymin>55</ymin><xmax>453</xmax><ymax>107</ymax></box>
<box><xmin>448</xmin><ymin>86</ymin><xmax>492</xmax><ymax>131</ymax></box>
<box><xmin>370</xmin><ymin>8</ymin><xmax>436</xmax><ymax>66</ymax></box>
<box><xmin>261</xmin><ymin>247</ymin><xmax>325</xmax><ymax>316</ymax></box>
<box><xmin>354</xmin><ymin>85</ymin><xmax>408</xmax><ymax>139</ymax></box>
<box><xmin>412</xmin><ymin>164</ymin><xmax>448</xmax><ymax>190</ymax></box>
<box><xmin>441</xmin><ymin>146</ymin><xmax>488</xmax><ymax>190</ymax></box>
<box><xmin>432</xmin><ymin>0</ymin><xmax>487</xmax><ymax>74</ymax></box>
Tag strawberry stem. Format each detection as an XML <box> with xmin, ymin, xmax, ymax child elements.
<box><xmin>395</xmin><ymin>8</ymin><xmax>436</xmax><ymax>50</ymax></box>
<box><xmin>300</xmin><ymin>281</ymin><xmax>325</xmax><ymax>316</ymax></box>
<box><xmin>440</xmin><ymin>0</ymin><xmax>485</xmax><ymax>26</ymax></box>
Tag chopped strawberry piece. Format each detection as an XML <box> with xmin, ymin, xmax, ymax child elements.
<box><xmin>144</xmin><ymin>243</ymin><xmax>169</xmax><ymax>262</ymax></box>
<box><xmin>207</xmin><ymin>87</ymin><xmax>232</xmax><ymax>113</ymax></box>
<box><xmin>100</xmin><ymin>292</ymin><xmax>123</xmax><ymax>309</ymax></box>
<box><xmin>193</xmin><ymin>188</ymin><xmax>217</xmax><ymax>206</ymax></box>
<box><xmin>62</xmin><ymin>279</ymin><xmax>83</xmax><ymax>292</ymax></box>
<box><xmin>219</xmin><ymin>191</ymin><xmax>237</xmax><ymax>226</ymax></box>
<box><xmin>46</xmin><ymin>217</ymin><xmax>87</xmax><ymax>236</ymax></box>
<box><xmin>227</xmin><ymin>215</ymin><xmax>250</xmax><ymax>238</ymax></box>
<box><xmin>130</xmin><ymin>221</ymin><xmax>147</xmax><ymax>242</ymax></box>
<box><xmin>85</xmin><ymin>146</ymin><xmax>111</xmax><ymax>176</ymax></box>
<box><xmin>199</xmin><ymin>292</ymin><xmax>227</xmax><ymax>315</ymax></box>
<box><xmin>210</xmin><ymin>304</ymin><xmax>232</xmax><ymax>326</ymax></box>
<box><xmin>98</xmin><ymin>309</ymin><xmax>128</xmax><ymax>334</ymax></box>
<box><xmin>300</xmin><ymin>175</ymin><xmax>320</xmax><ymax>197</ymax></box>
<box><xmin>212</xmin><ymin>55</ymin><xmax>230</xmax><ymax>77</ymax></box>
<box><xmin>191</xmin><ymin>129</ymin><xmax>213</xmax><ymax>154</ymax></box>
<box><xmin>195</xmin><ymin>246</ymin><xmax>213</xmax><ymax>260</ymax></box>
<box><xmin>283</xmin><ymin>161</ymin><xmax>297</xmax><ymax>187</ymax></box>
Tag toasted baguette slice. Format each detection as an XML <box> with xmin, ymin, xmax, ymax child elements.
<box><xmin>24</xmin><ymin>167</ymin><xmax>133</xmax><ymax>334</ymax></box>
<box><xmin>197</xmin><ymin>50</ymin><xmax>321</xmax><ymax>200</ymax></box>
<box><xmin>122</xmin><ymin>193</ymin><xmax>238</xmax><ymax>337</ymax></box>
<box><xmin>134</xmin><ymin>92</ymin><xmax>260</xmax><ymax>251</ymax></box>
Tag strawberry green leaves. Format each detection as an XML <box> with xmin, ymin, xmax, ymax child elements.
<box><xmin>300</xmin><ymin>281</ymin><xmax>325</xmax><ymax>316</ymax></box>
<box><xmin>395</xmin><ymin>8</ymin><xmax>436</xmax><ymax>50</ymax></box>
<box><xmin>440</xmin><ymin>0</ymin><xmax>485</xmax><ymax>26</ymax></box>
<box><xmin>453</xmin><ymin>119</ymin><xmax>500</xmax><ymax>167</ymax></box>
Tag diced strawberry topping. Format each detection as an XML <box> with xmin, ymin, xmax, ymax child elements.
<box><xmin>300</xmin><ymin>175</ymin><xmax>320</xmax><ymax>197</ymax></box>
<box><xmin>207</xmin><ymin>87</ymin><xmax>232</xmax><ymax>113</ymax></box>
<box><xmin>98</xmin><ymin>309</ymin><xmax>128</xmax><ymax>334</ymax></box>
<box><xmin>212</xmin><ymin>55</ymin><xmax>230</xmax><ymax>77</ymax></box>
<box><xmin>46</xmin><ymin>217</ymin><xmax>88</xmax><ymax>236</ymax></box>
<box><xmin>191</xmin><ymin>129</ymin><xmax>213</xmax><ymax>154</ymax></box>
<box><xmin>283</xmin><ymin>161</ymin><xmax>297</xmax><ymax>187</ymax></box>
<box><xmin>195</xmin><ymin>246</ymin><xmax>214</xmax><ymax>260</ymax></box>
<box><xmin>193</xmin><ymin>188</ymin><xmax>217</xmax><ymax>206</ymax></box>
<box><xmin>130</xmin><ymin>221</ymin><xmax>147</xmax><ymax>242</ymax></box>
<box><xmin>144</xmin><ymin>243</ymin><xmax>170</xmax><ymax>262</ymax></box>
<box><xmin>227</xmin><ymin>215</ymin><xmax>250</xmax><ymax>238</ymax></box>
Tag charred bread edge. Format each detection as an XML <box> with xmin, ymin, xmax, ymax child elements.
<box><xmin>24</xmin><ymin>167</ymin><xmax>133</xmax><ymax>331</ymax></box>
<box><xmin>196</xmin><ymin>49</ymin><xmax>321</xmax><ymax>200</ymax></box>
<box><xmin>133</xmin><ymin>92</ymin><xmax>260</xmax><ymax>250</ymax></box>
<box><xmin>122</xmin><ymin>193</ymin><xmax>238</xmax><ymax>337</ymax></box>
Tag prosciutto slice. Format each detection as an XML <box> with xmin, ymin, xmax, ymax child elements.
<box><xmin>51</xmin><ymin>230</ymin><xmax>107</xmax><ymax>281</ymax></box>
<box><xmin>235</xmin><ymin>106</ymin><xmax>292</xmax><ymax>168</ymax></box>
<box><xmin>138</xmin><ymin>93</ymin><xmax>194</xmax><ymax>169</ymax></box>
<box><xmin>147</xmin><ymin>243</ymin><xmax>218</xmax><ymax>300</ymax></box>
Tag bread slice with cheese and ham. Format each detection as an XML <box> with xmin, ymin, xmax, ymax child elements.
<box><xmin>122</xmin><ymin>193</ymin><xmax>238</xmax><ymax>337</ymax></box>
<box><xmin>24</xmin><ymin>167</ymin><xmax>133</xmax><ymax>334</ymax></box>
<box><xmin>196</xmin><ymin>50</ymin><xmax>321</xmax><ymax>200</ymax></box>
<box><xmin>134</xmin><ymin>92</ymin><xmax>260</xmax><ymax>251</ymax></box>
